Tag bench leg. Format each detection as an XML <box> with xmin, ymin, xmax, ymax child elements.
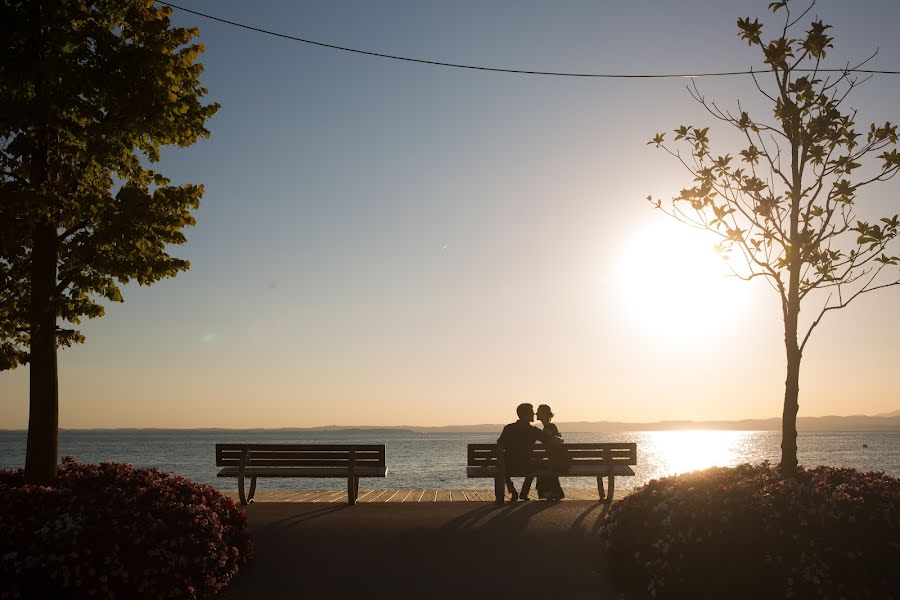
<box><xmin>238</xmin><ymin>474</ymin><xmax>248</xmax><ymax>506</ymax></box>
<box><xmin>607</xmin><ymin>475</ymin><xmax>615</xmax><ymax>505</ymax></box>
<box><xmin>248</xmin><ymin>476</ymin><xmax>258</xmax><ymax>503</ymax></box>
<box><xmin>347</xmin><ymin>476</ymin><xmax>356</xmax><ymax>505</ymax></box>
<box><xmin>494</xmin><ymin>475</ymin><xmax>505</xmax><ymax>505</ymax></box>
<box><xmin>237</xmin><ymin>450</ymin><xmax>250</xmax><ymax>506</ymax></box>
<box><xmin>596</xmin><ymin>476</ymin><xmax>605</xmax><ymax>501</ymax></box>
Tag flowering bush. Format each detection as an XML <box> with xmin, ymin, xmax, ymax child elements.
<box><xmin>0</xmin><ymin>457</ymin><xmax>253</xmax><ymax>599</ymax></box>
<box><xmin>602</xmin><ymin>463</ymin><xmax>900</xmax><ymax>599</ymax></box>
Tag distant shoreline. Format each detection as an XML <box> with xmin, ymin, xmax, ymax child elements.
<box><xmin>2</xmin><ymin>414</ymin><xmax>899</xmax><ymax>433</ymax></box>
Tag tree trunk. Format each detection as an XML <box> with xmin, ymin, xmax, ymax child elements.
<box><xmin>781</xmin><ymin>339</ymin><xmax>801</xmax><ymax>475</ymax></box>
<box><xmin>781</xmin><ymin>253</ymin><xmax>803</xmax><ymax>476</ymax></box>
<box><xmin>24</xmin><ymin>222</ymin><xmax>59</xmax><ymax>484</ymax></box>
<box><xmin>23</xmin><ymin>0</ymin><xmax>59</xmax><ymax>485</ymax></box>
<box><xmin>782</xmin><ymin>103</ymin><xmax>803</xmax><ymax>476</ymax></box>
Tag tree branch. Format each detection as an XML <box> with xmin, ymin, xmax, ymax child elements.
<box><xmin>800</xmin><ymin>273</ymin><xmax>900</xmax><ymax>352</ymax></box>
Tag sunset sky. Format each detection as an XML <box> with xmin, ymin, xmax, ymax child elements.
<box><xmin>2</xmin><ymin>0</ymin><xmax>899</xmax><ymax>429</ymax></box>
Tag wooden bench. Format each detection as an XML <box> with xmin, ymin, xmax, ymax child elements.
<box><xmin>466</xmin><ymin>442</ymin><xmax>637</xmax><ymax>505</ymax></box>
<box><xmin>215</xmin><ymin>443</ymin><xmax>388</xmax><ymax>505</ymax></box>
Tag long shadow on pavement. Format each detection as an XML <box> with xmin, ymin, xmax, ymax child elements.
<box><xmin>222</xmin><ymin>501</ymin><xmax>619</xmax><ymax>600</ymax></box>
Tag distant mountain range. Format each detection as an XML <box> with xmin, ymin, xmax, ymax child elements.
<box><xmin>16</xmin><ymin>412</ymin><xmax>896</xmax><ymax>433</ymax></box>
<box><xmin>304</xmin><ymin>414</ymin><xmax>900</xmax><ymax>433</ymax></box>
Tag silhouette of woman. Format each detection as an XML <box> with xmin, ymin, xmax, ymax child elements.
<box><xmin>535</xmin><ymin>404</ymin><xmax>566</xmax><ymax>500</ymax></box>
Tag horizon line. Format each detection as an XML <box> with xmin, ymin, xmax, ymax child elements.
<box><xmin>2</xmin><ymin>412</ymin><xmax>898</xmax><ymax>432</ymax></box>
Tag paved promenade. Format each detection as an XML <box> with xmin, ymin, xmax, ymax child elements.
<box><xmin>221</xmin><ymin>500</ymin><xmax>620</xmax><ymax>599</ymax></box>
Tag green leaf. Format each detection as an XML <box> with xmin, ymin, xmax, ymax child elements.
<box><xmin>737</xmin><ymin>17</ymin><xmax>763</xmax><ymax>46</ymax></box>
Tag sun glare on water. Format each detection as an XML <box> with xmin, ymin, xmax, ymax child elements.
<box><xmin>616</xmin><ymin>220</ymin><xmax>747</xmax><ymax>342</ymax></box>
<box><xmin>644</xmin><ymin>430</ymin><xmax>756</xmax><ymax>477</ymax></box>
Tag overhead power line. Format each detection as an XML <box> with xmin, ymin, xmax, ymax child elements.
<box><xmin>157</xmin><ymin>1</ymin><xmax>900</xmax><ymax>80</ymax></box>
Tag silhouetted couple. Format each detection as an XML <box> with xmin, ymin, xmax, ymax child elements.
<box><xmin>497</xmin><ymin>403</ymin><xmax>567</xmax><ymax>501</ymax></box>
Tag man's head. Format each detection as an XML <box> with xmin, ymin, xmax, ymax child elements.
<box><xmin>516</xmin><ymin>403</ymin><xmax>535</xmax><ymax>422</ymax></box>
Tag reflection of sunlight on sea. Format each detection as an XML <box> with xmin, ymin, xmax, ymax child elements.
<box><xmin>640</xmin><ymin>430</ymin><xmax>762</xmax><ymax>479</ymax></box>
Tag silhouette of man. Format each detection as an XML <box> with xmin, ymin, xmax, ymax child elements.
<box><xmin>497</xmin><ymin>403</ymin><xmax>560</xmax><ymax>500</ymax></box>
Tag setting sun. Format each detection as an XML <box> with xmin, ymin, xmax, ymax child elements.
<box><xmin>616</xmin><ymin>220</ymin><xmax>748</xmax><ymax>341</ymax></box>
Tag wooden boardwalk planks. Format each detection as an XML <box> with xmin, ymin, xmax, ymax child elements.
<box><xmin>223</xmin><ymin>488</ymin><xmax>616</xmax><ymax>503</ymax></box>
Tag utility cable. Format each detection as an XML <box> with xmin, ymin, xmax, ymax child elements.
<box><xmin>156</xmin><ymin>1</ymin><xmax>900</xmax><ymax>80</ymax></box>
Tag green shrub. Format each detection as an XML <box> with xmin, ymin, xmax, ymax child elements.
<box><xmin>602</xmin><ymin>463</ymin><xmax>900</xmax><ymax>599</ymax></box>
<box><xmin>0</xmin><ymin>457</ymin><xmax>253</xmax><ymax>599</ymax></box>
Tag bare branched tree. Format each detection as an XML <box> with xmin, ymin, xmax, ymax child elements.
<box><xmin>648</xmin><ymin>0</ymin><xmax>900</xmax><ymax>473</ymax></box>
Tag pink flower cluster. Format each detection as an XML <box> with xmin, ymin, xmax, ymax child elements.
<box><xmin>601</xmin><ymin>462</ymin><xmax>900</xmax><ymax>599</ymax></box>
<box><xmin>0</xmin><ymin>457</ymin><xmax>253</xmax><ymax>599</ymax></box>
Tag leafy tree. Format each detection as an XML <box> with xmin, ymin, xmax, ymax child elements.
<box><xmin>648</xmin><ymin>1</ymin><xmax>900</xmax><ymax>473</ymax></box>
<box><xmin>0</xmin><ymin>0</ymin><xmax>219</xmax><ymax>483</ymax></box>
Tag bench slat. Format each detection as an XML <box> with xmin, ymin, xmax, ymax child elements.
<box><xmin>217</xmin><ymin>466</ymin><xmax>388</xmax><ymax>478</ymax></box>
<box><xmin>468</xmin><ymin>442</ymin><xmax>635</xmax><ymax>450</ymax></box>
<box><xmin>218</xmin><ymin>450</ymin><xmax>382</xmax><ymax>459</ymax></box>
<box><xmin>216</xmin><ymin>443</ymin><xmax>384</xmax><ymax>451</ymax></box>
<box><xmin>567</xmin><ymin>465</ymin><xmax>636</xmax><ymax>476</ymax></box>
<box><xmin>470</xmin><ymin>448</ymin><xmax>632</xmax><ymax>454</ymax></box>
<box><xmin>466</xmin><ymin>465</ymin><xmax>635</xmax><ymax>478</ymax></box>
<box><xmin>467</xmin><ymin>453</ymin><xmax>634</xmax><ymax>461</ymax></box>
<box><xmin>567</xmin><ymin>450</ymin><xmax>635</xmax><ymax>457</ymax></box>
<box><xmin>217</xmin><ymin>458</ymin><xmax>385</xmax><ymax>467</ymax></box>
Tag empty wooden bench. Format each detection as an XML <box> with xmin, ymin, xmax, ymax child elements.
<box><xmin>466</xmin><ymin>442</ymin><xmax>637</xmax><ymax>505</ymax></box>
<box><xmin>215</xmin><ymin>443</ymin><xmax>388</xmax><ymax>505</ymax></box>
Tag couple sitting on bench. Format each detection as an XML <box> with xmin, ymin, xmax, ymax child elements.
<box><xmin>498</xmin><ymin>403</ymin><xmax>569</xmax><ymax>501</ymax></box>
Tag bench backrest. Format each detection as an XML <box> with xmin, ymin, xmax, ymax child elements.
<box><xmin>215</xmin><ymin>444</ymin><xmax>386</xmax><ymax>469</ymax></box>
<box><xmin>467</xmin><ymin>442</ymin><xmax>637</xmax><ymax>468</ymax></box>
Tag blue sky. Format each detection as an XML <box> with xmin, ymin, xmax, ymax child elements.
<box><xmin>2</xmin><ymin>0</ymin><xmax>899</xmax><ymax>427</ymax></box>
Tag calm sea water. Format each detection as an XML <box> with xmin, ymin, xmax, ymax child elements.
<box><xmin>0</xmin><ymin>430</ymin><xmax>897</xmax><ymax>492</ymax></box>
